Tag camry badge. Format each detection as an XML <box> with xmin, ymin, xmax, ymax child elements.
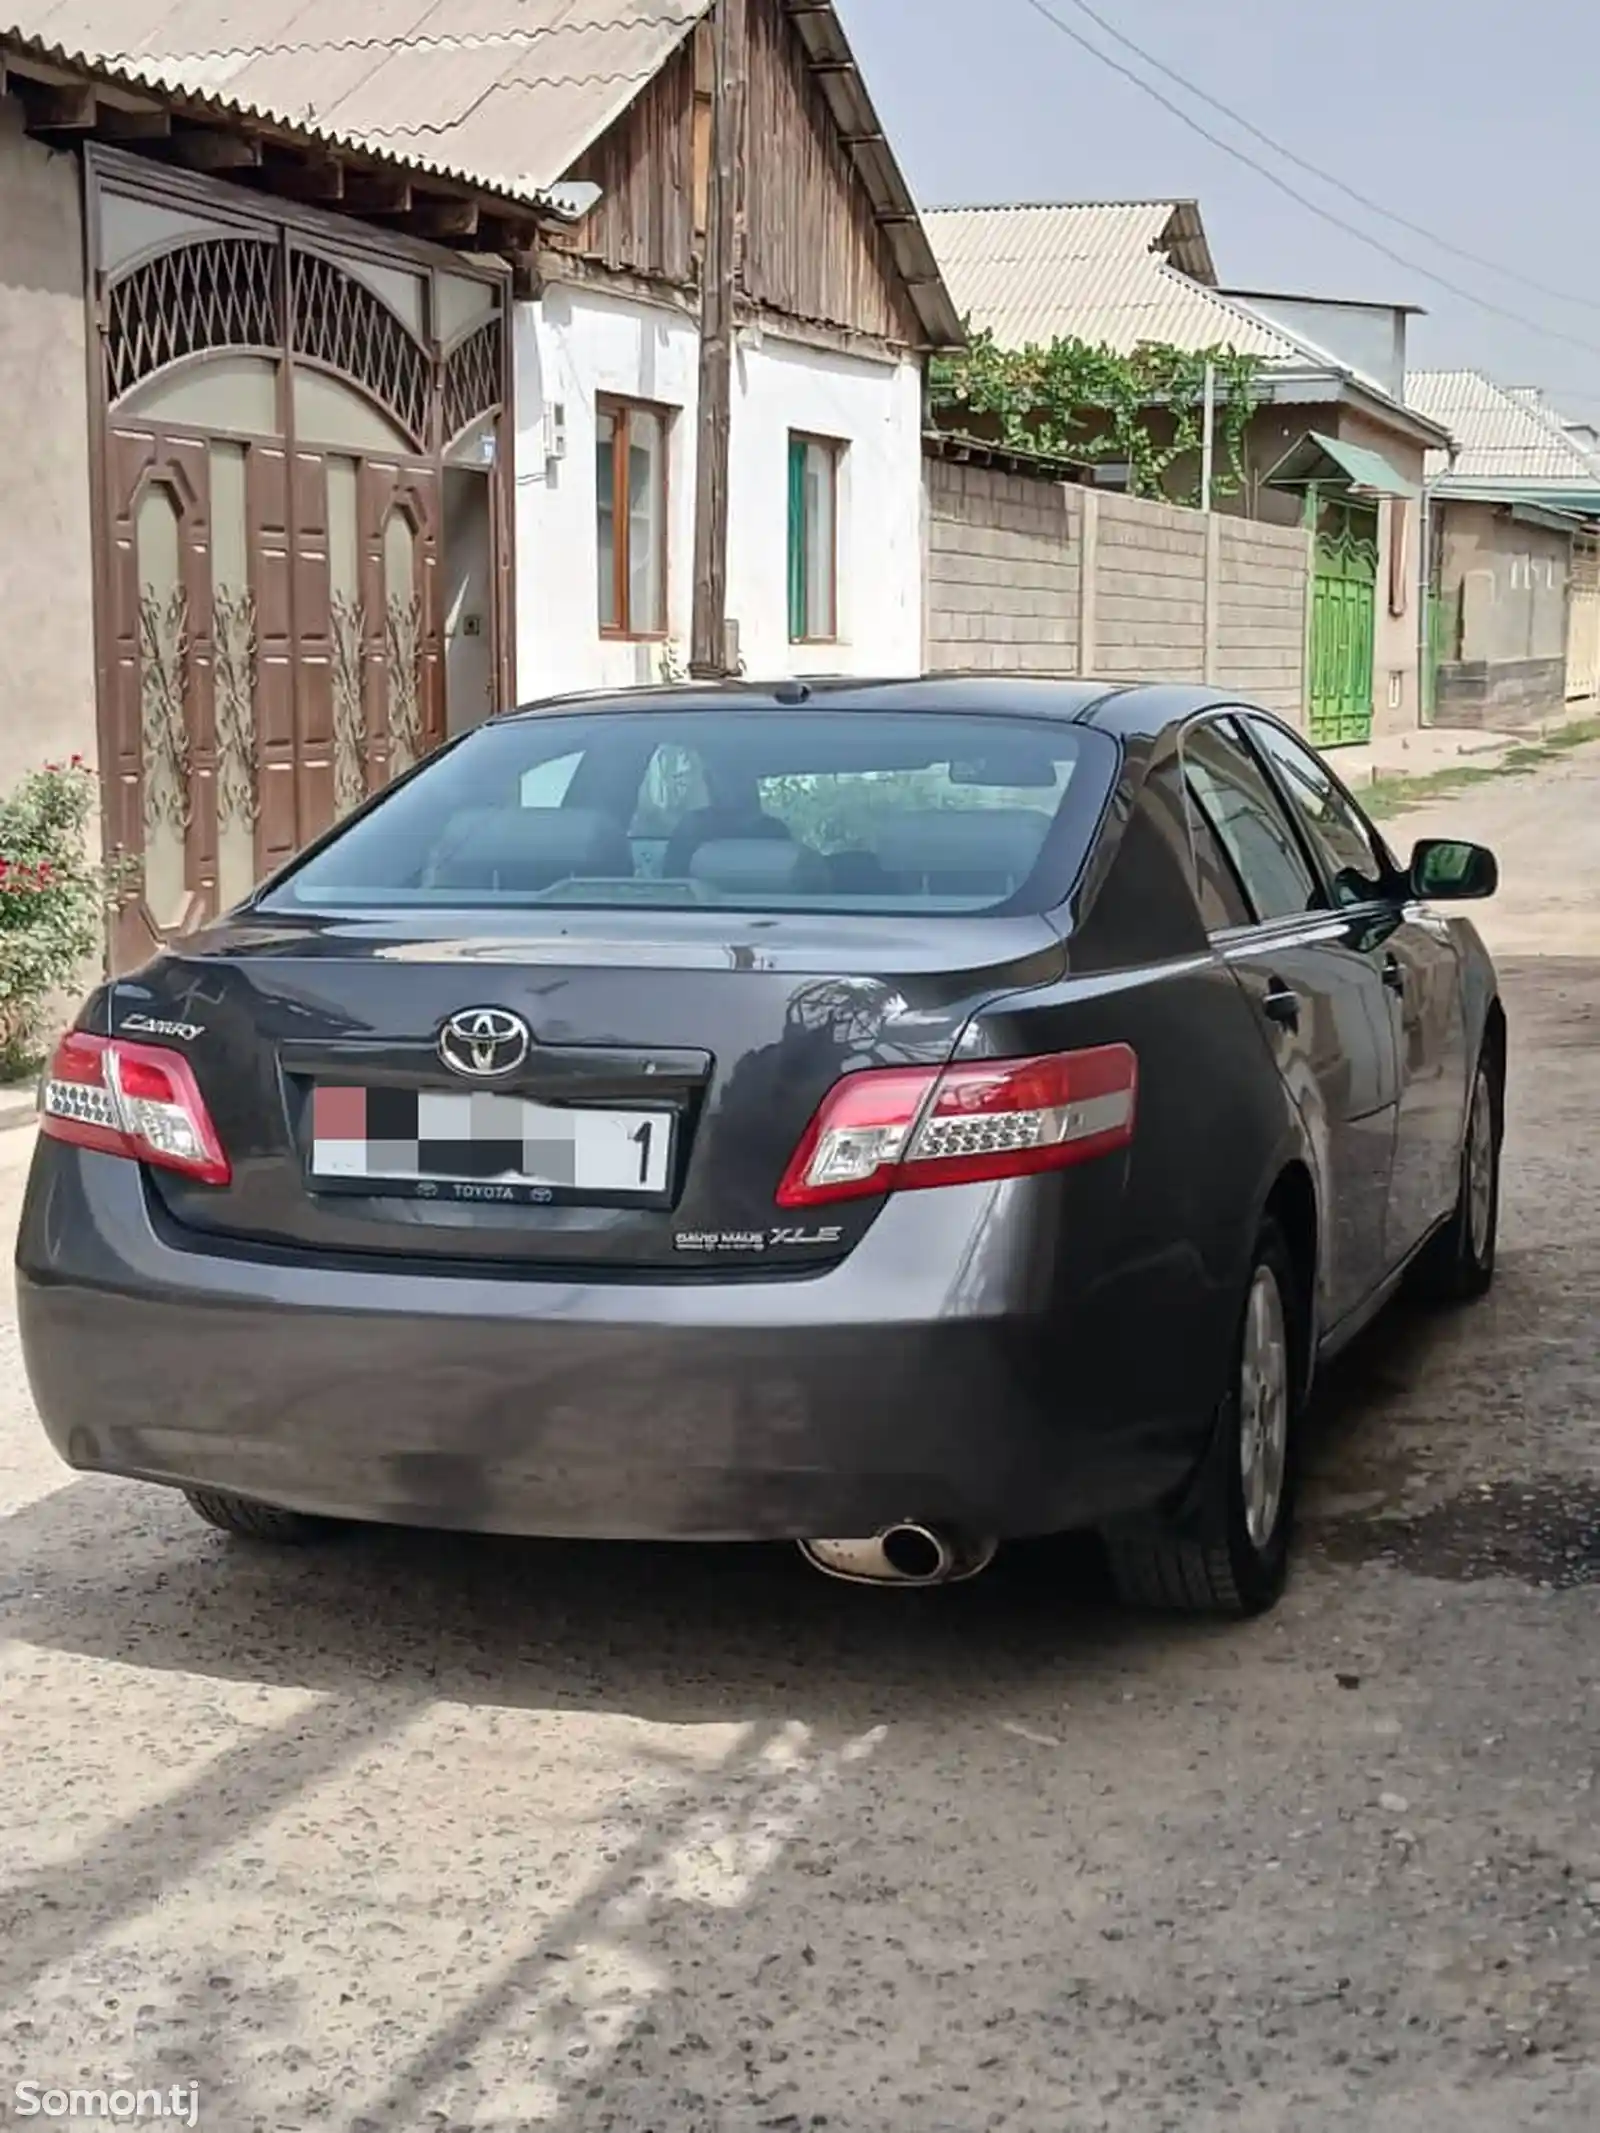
<box><xmin>438</xmin><ymin>1007</ymin><xmax>531</xmax><ymax>1079</ymax></box>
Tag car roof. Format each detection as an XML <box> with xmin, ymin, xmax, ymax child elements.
<box><xmin>497</xmin><ymin>674</ymin><xmax>1244</xmax><ymax>737</ymax></box>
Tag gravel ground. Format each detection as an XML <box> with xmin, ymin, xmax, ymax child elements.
<box><xmin>2</xmin><ymin>747</ymin><xmax>1598</xmax><ymax>2133</ymax></box>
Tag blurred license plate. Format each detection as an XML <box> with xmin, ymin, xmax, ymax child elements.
<box><xmin>308</xmin><ymin>1085</ymin><xmax>674</xmax><ymax>1204</ymax></box>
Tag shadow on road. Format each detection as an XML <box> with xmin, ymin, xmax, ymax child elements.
<box><xmin>0</xmin><ymin>1472</ymin><xmax>1206</xmax><ymax>1719</ymax></box>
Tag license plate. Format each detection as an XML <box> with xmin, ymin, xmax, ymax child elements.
<box><xmin>308</xmin><ymin>1085</ymin><xmax>675</xmax><ymax>1205</ymax></box>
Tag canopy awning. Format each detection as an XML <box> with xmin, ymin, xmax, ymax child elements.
<box><xmin>1263</xmin><ymin>431</ymin><xmax>1419</xmax><ymax>499</ymax></box>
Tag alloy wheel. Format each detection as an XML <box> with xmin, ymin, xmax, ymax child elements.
<box><xmin>1238</xmin><ymin>1264</ymin><xmax>1290</xmax><ymax>1552</ymax></box>
<box><xmin>1467</xmin><ymin>1067</ymin><xmax>1495</xmax><ymax>1264</ymax></box>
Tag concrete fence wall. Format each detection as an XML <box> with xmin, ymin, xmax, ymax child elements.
<box><xmin>924</xmin><ymin>456</ymin><xmax>1312</xmax><ymax>725</ymax></box>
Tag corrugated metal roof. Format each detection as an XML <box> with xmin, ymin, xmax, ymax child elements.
<box><xmin>2</xmin><ymin>1</ymin><xmax>707</xmax><ymax>197</ymax></box>
<box><xmin>923</xmin><ymin>201</ymin><xmax>1302</xmax><ymax>360</ymax></box>
<box><xmin>1</xmin><ymin>0</ymin><xmax>965</xmax><ymax>344</ymax></box>
<box><xmin>1406</xmin><ymin>369</ymin><xmax>1600</xmax><ymax>486</ymax></box>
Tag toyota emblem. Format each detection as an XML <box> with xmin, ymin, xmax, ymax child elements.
<box><xmin>438</xmin><ymin>1007</ymin><xmax>531</xmax><ymax>1079</ymax></box>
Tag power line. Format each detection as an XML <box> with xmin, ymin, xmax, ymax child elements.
<box><xmin>1016</xmin><ymin>0</ymin><xmax>1600</xmax><ymax>370</ymax></box>
<box><xmin>1044</xmin><ymin>0</ymin><xmax>1600</xmax><ymax>321</ymax></box>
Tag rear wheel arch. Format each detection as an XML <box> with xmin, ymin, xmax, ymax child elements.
<box><xmin>1482</xmin><ymin>995</ymin><xmax>1507</xmax><ymax>1087</ymax></box>
<box><xmin>1262</xmin><ymin>1159</ymin><xmax>1318</xmax><ymax>1388</ymax></box>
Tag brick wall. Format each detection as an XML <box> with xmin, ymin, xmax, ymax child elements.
<box><xmin>924</xmin><ymin>459</ymin><xmax>1081</xmax><ymax>671</ymax></box>
<box><xmin>1213</xmin><ymin>518</ymin><xmax>1311</xmax><ymax>721</ymax></box>
<box><xmin>1092</xmin><ymin>492</ymin><xmax>1208</xmax><ymax>684</ymax></box>
<box><xmin>924</xmin><ymin>454</ymin><xmax>1312</xmax><ymax>723</ymax></box>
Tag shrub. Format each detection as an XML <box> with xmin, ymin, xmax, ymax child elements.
<box><xmin>0</xmin><ymin>758</ymin><xmax>109</xmax><ymax>1079</ymax></box>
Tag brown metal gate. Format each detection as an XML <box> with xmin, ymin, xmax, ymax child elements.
<box><xmin>89</xmin><ymin>152</ymin><xmax>508</xmax><ymax>968</ymax></box>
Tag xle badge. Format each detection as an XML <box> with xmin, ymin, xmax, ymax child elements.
<box><xmin>674</xmin><ymin>1227</ymin><xmax>844</xmax><ymax>1254</ymax></box>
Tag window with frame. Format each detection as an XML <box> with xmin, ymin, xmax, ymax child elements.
<box><xmin>788</xmin><ymin>433</ymin><xmax>841</xmax><ymax>643</ymax></box>
<box><xmin>1182</xmin><ymin>775</ymin><xmax>1254</xmax><ymax>933</ymax></box>
<box><xmin>1182</xmin><ymin>718</ymin><xmax>1321</xmax><ymax>925</ymax></box>
<box><xmin>596</xmin><ymin>399</ymin><xmax>668</xmax><ymax>638</ymax></box>
<box><xmin>1243</xmin><ymin>715</ymin><xmax>1391</xmax><ymax>908</ymax></box>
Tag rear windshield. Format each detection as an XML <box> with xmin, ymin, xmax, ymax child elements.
<box><xmin>260</xmin><ymin>707</ymin><xmax>1114</xmax><ymax>917</ymax></box>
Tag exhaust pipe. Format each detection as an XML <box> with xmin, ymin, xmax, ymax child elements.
<box><xmin>799</xmin><ymin>1524</ymin><xmax>998</xmax><ymax>1588</ymax></box>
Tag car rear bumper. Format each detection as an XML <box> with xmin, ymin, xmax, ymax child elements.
<box><xmin>17</xmin><ymin>1145</ymin><xmax>1212</xmax><ymax>1542</ymax></box>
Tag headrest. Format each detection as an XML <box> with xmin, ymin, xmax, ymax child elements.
<box><xmin>688</xmin><ymin>839</ymin><xmax>831</xmax><ymax>896</ymax></box>
<box><xmin>426</xmin><ymin>807</ymin><xmax>631</xmax><ymax>890</ymax></box>
<box><xmin>872</xmin><ymin>808</ymin><xmax>1053</xmax><ymax>885</ymax></box>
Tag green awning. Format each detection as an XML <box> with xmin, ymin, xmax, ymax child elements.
<box><xmin>1263</xmin><ymin>431</ymin><xmax>1419</xmax><ymax>499</ymax></box>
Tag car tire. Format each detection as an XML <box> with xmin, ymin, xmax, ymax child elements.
<box><xmin>1412</xmin><ymin>1045</ymin><xmax>1501</xmax><ymax>1306</ymax></box>
<box><xmin>1104</xmin><ymin>1220</ymin><xmax>1303</xmax><ymax>1620</ymax></box>
<box><xmin>183</xmin><ymin>1488</ymin><xmax>334</xmax><ymax>1545</ymax></box>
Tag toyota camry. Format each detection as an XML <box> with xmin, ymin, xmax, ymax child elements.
<box><xmin>16</xmin><ymin>678</ymin><xmax>1504</xmax><ymax>1617</ymax></box>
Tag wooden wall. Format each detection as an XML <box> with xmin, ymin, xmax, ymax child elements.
<box><xmin>561</xmin><ymin>41</ymin><xmax>698</xmax><ymax>289</ymax></box>
<box><xmin>741</xmin><ymin>0</ymin><xmax>919</xmax><ymax>344</ymax></box>
<box><xmin>557</xmin><ymin>0</ymin><xmax>919</xmax><ymax>347</ymax></box>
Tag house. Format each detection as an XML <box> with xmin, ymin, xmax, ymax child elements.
<box><xmin>1406</xmin><ymin>370</ymin><xmax>1600</xmax><ymax>723</ymax></box>
<box><xmin>1</xmin><ymin>17</ymin><xmax>545</xmax><ymax>970</ymax></box>
<box><xmin>507</xmin><ymin>0</ymin><xmax>961</xmax><ymax>692</ymax></box>
<box><xmin>923</xmin><ymin>200</ymin><xmax>1454</xmax><ymax>749</ymax></box>
<box><xmin>0</xmin><ymin>1</ymin><xmax>959</xmax><ymax>970</ymax></box>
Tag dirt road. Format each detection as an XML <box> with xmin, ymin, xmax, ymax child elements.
<box><xmin>1</xmin><ymin>748</ymin><xmax>1597</xmax><ymax>2133</ymax></box>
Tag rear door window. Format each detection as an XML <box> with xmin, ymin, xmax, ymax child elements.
<box><xmin>1242</xmin><ymin>715</ymin><xmax>1392</xmax><ymax>908</ymax></box>
<box><xmin>1181</xmin><ymin>719</ymin><xmax>1321</xmax><ymax>924</ymax></box>
<box><xmin>1184</xmin><ymin>784</ymin><xmax>1253</xmax><ymax>932</ymax></box>
<box><xmin>263</xmin><ymin>707</ymin><xmax>1117</xmax><ymax>918</ymax></box>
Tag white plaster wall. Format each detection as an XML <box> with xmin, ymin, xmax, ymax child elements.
<box><xmin>726</xmin><ymin>329</ymin><xmax>923</xmax><ymax>680</ymax></box>
<box><xmin>0</xmin><ymin>103</ymin><xmax>97</xmax><ymax>785</ymax></box>
<box><xmin>513</xmin><ymin>282</ymin><xmax>925</xmax><ymax>701</ymax></box>
<box><xmin>513</xmin><ymin>281</ymin><xmax>700</xmax><ymax>701</ymax></box>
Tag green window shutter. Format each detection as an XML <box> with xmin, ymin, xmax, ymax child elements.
<box><xmin>787</xmin><ymin>434</ymin><xmax>808</xmax><ymax>641</ymax></box>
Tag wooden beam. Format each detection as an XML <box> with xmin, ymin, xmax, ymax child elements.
<box><xmin>511</xmin><ymin>249</ymin><xmax>544</xmax><ymax>302</ymax></box>
<box><xmin>259</xmin><ymin>148</ymin><xmax>345</xmax><ymax>203</ymax></box>
<box><xmin>170</xmin><ymin>126</ymin><xmax>262</xmax><ymax>171</ymax></box>
<box><xmin>690</xmin><ymin>0</ymin><xmax>746</xmax><ymax>679</ymax></box>
<box><xmin>15</xmin><ymin>81</ymin><xmax>100</xmax><ymax>132</ymax></box>
<box><xmin>404</xmin><ymin>197</ymin><xmax>480</xmax><ymax>240</ymax></box>
<box><xmin>98</xmin><ymin>106</ymin><xmax>173</xmax><ymax>141</ymax></box>
<box><xmin>339</xmin><ymin>170</ymin><xmax>413</xmax><ymax>215</ymax></box>
<box><xmin>454</xmin><ymin>210</ymin><xmax>538</xmax><ymax>256</ymax></box>
<box><xmin>1</xmin><ymin>53</ymin><xmax>89</xmax><ymax>89</ymax></box>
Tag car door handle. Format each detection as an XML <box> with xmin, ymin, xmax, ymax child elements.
<box><xmin>1262</xmin><ymin>981</ymin><xmax>1301</xmax><ymax>1031</ymax></box>
<box><xmin>1382</xmin><ymin>954</ymin><xmax>1406</xmax><ymax>997</ymax></box>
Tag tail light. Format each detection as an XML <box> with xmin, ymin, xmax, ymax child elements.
<box><xmin>776</xmin><ymin>1044</ymin><xmax>1137</xmax><ymax>1209</ymax></box>
<box><xmin>39</xmin><ymin>1031</ymin><xmax>231</xmax><ymax>1186</ymax></box>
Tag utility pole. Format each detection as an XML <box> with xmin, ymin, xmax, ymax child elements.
<box><xmin>689</xmin><ymin>0</ymin><xmax>745</xmax><ymax>679</ymax></box>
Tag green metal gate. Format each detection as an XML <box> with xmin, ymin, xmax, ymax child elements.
<box><xmin>1421</xmin><ymin>583</ymin><xmax>1454</xmax><ymax>722</ymax></box>
<box><xmin>1308</xmin><ymin>505</ymin><xmax>1378</xmax><ymax>748</ymax></box>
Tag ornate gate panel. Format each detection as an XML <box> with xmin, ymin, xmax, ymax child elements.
<box><xmin>1308</xmin><ymin>504</ymin><xmax>1378</xmax><ymax>748</ymax></box>
<box><xmin>90</xmin><ymin>155</ymin><xmax>506</xmax><ymax>968</ymax></box>
<box><xmin>104</xmin><ymin>431</ymin><xmax>218</xmax><ymax>964</ymax></box>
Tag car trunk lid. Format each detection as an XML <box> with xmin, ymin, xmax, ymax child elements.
<box><xmin>124</xmin><ymin>907</ymin><xmax>1066</xmax><ymax>1273</ymax></box>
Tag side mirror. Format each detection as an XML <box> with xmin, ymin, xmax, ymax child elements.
<box><xmin>1410</xmin><ymin>838</ymin><xmax>1498</xmax><ymax>902</ymax></box>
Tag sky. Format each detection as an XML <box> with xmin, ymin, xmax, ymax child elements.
<box><xmin>839</xmin><ymin>0</ymin><xmax>1600</xmax><ymax>420</ymax></box>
